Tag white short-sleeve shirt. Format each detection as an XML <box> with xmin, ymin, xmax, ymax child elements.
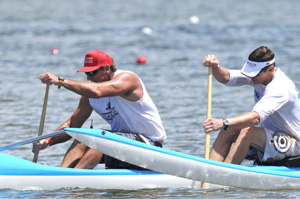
<box><xmin>226</xmin><ymin>68</ymin><xmax>300</xmax><ymax>139</ymax></box>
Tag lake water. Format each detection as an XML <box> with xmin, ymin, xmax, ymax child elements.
<box><xmin>1</xmin><ymin>0</ymin><xmax>300</xmax><ymax>198</ymax></box>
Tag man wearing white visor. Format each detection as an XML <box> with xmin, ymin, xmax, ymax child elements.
<box><xmin>202</xmin><ymin>46</ymin><xmax>300</xmax><ymax>166</ymax></box>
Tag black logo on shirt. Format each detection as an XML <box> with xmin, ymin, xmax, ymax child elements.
<box><xmin>101</xmin><ymin>101</ymin><xmax>119</xmax><ymax>121</ymax></box>
<box><xmin>254</xmin><ymin>89</ymin><xmax>260</xmax><ymax>100</ymax></box>
<box><xmin>106</xmin><ymin>101</ymin><xmax>111</xmax><ymax>110</ymax></box>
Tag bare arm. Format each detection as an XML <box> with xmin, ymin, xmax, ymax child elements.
<box><xmin>39</xmin><ymin>72</ymin><xmax>142</xmax><ymax>101</ymax></box>
<box><xmin>32</xmin><ymin>96</ymin><xmax>93</xmax><ymax>152</ymax></box>
<box><xmin>203</xmin><ymin>111</ymin><xmax>260</xmax><ymax>133</ymax></box>
<box><xmin>49</xmin><ymin>96</ymin><xmax>93</xmax><ymax>145</ymax></box>
<box><xmin>202</xmin><ymin>54</ymin><xmax>230</xmax><ymax>84</ymax></box>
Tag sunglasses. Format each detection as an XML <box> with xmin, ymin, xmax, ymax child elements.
<box><xmin>85</xmin><ymin>67</ymin><xmax>104</xmax><ymax>76</ymax></box>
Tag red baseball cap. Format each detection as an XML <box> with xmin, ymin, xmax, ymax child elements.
<box><xmin>77</xmin><ymin>49</ymin><xmax>113</xmax><ymax>72</ymax></box>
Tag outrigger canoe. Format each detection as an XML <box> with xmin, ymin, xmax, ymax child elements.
<box><xmin>0</xmin><ymin>153</ymin><xmax>201</xmax><ymax>190</ymax></box>
<box><xmin>66</xmin><ymin>128</ymin><xmax>300</xmax><ymax>190</ymax></box>
<box><xmin>0</xmin><ymin>129</ymin><xmax>202</xmax><ymax>190</ymax></box>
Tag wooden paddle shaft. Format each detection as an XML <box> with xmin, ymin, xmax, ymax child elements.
<box><xmin>202</xmin><ymin>67</ymin><xmax>212</xmax><ymax>189</ymax></box>
<box><xmin>205</xmin><ymin>67</ymin><xmax>212</xmax><ymax>159</ymax></box>
<box><xmin>33</xmin><ymin>84</ymin><xmax>49</xmax><ymax>163</ymax></box>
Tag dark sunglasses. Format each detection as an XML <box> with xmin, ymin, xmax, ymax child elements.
<box><xmin>85</xmin><ymin>67</ymin><xmax>104</xmax><ymax>76</ymax></box>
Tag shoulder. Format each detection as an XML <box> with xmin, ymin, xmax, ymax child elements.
<box><xmin>269</xmin><ymin>69</ymin><xmax>294</xmax><ymax>89</ymax></box>
<box><xmin>115</xmin><ymin>70</ymin><xmax>137</xmax><ymax>76</ymax></box>
<box><xmin>265</xmin><ymin>72</ymin><xmax>290</xmax><ymax>99</ymax></box>
<box><xmin>113</xmin><ymin>70</ymin><xmax>140</xmax><ymax>82</ymax></box>
<box><xmin>111</xmin><ymin>70</ymin><xmax>143</xmax><ymax>95</ymax></box>
<box><xmin>225</xmin><ymin>69</ymin><xmax>253</xmax><ymax>86</ymax></box>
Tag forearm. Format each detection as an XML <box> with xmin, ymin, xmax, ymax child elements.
<box><xmin>48</xmin><ymin>133</ymin><xmax>71</xmax><ymax>146</ymax></box>
<box><xmin>226</xmin><ymin>111</ymin><xmax>260</xmax><ymax>130</ymax></box>
<box><xmin>47</xmin><ymin>121</ymin><xmax>73</xmax><ymax>146</ymax></box>
<box><xmin>203</xmin><ymin>111</ymin><xmax>260</xmax><ymax>134</ymax></box>
<box><xmin>40</xmin><ymin>72</ymin><xmax>106</xmax><ymax>98</ymax></box>
<box><xmin>202</xmin><ymin>55</ymin><xmax>230</xmax><ymax>84</ymax></box>
<box><xmin>212</xmin><ymin>65</ymin><xmax>230</xmax><ymax>84</ymax></box>
<box><xmin>49</xmin><ymin>102</ymin><xmax>92</xmax><ymax>146</ymax></box>
<box><xmin>61</xmin><ymin>79</ymin><xmax>104</xmax><ymax>98</ymax></box>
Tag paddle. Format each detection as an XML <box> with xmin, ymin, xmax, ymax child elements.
<box><xmin>0</xmin><ymin>130</ymin><xmax>64</xmax><ymax>152</ymax></box>
<box><xmin>33</xmin><ymin>84</ymin><xmax>49</xmax><ymax>163</ymax></box>
<box><xmin>201</xmin><ymin>67</ymin><xmax>212</xmax><ymax>189</ymax></box>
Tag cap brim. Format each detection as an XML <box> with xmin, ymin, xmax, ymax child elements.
<box><xmin>241</xmin><ymin>63</ymin><xmax>260</xmax><ymax>78</ymax></box>
<box><xmin>77</xmin><ymin>66</ymin><xmax>100</xmax><ymax>72</ymax></box>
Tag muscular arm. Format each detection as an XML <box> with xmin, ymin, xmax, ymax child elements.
<box><xmin>211</xmin><ymin>66</ymin><xmax>230</xmax><ymax>84</ymax></box>
<box><xmin>48</xmin><ymin>96</ymin><xmax>93</xmax><ymax>146</ymax></box>
<box><xmin>226</xmin><ymin>111</ymin><xmax>260</xmax><ymax>129</ymax></box>
<box><xmin>202</xmin><ymin>54</ymin><xmax>230</xmax><ymax>84</ymax></box>
<box><xmin>40</xmin><ymin>72</ymin><xmax>143</xmax><ymax>101</ymax></box>
<box><xmin>203</xmin><ymin>111</ymin><xmax>260</xmax><ymax>133</ymax></box>
<box><xmin>32</xmin><ymin>96</ymin><xmax>93</xmax><ymax>152</ymax></box>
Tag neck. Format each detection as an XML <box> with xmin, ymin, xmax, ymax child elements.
<box><xmin>109</xmin><ymin>71</ymin><xmax>115</xmax><ymax>80</ymax></box>
<box><xmin>264</xmin><ymin>67</ymin><xmax>277</xmax><ymax>85</ymax></box>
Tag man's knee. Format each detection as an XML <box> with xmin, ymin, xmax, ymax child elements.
<box><xmin>69</xmin><ymin>140</ymin><xmax>89</xmax><ymax>152</ymax></box>
<box><xmin>218</xmin><ymin>129</ymin><xmax>239</xmax><ymax>142</ymax></box>
<box><xmin>238</xmin><ymin>127</ymin><xmax>255</xmax><ymax>140</ymax></box>
<box><xmin>239</xmin><ymin>127</ymin><xmax>265</xmax><ymax>150</ymax></box>
<box><xmin>240</xmin><ymin>127</ymin><xmax>256</xmax><ymax>136</ymax></box>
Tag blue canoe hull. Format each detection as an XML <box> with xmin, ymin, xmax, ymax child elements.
<box><xmin>66</xmin><ymin>128</ymin><xmax>300</xmax><ymax>190</ymax></box>
<box><xmin>0</xmin><ymin>153</ymin><xmax>200</xmax><ymax>190</ymax></box>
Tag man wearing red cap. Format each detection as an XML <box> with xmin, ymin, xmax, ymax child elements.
<box><xmin>33</xmin><ymin>49</ymin><xmax>166</xmax><ymax>169</ymax></box>
<box><xmin>202</xmin><ymin>46</ymin><xmax>300</xmax><ymax>166</ymax></box>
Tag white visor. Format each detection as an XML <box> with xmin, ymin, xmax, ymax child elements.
<box><xmin>241</xmin><ymin>57</ymin><xmax>275</xmax><ymax>77</ymax></box>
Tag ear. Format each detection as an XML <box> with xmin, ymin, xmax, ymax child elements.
<box><xmin>105</xmin><ymin>65</ymin><xmax>110</xmax><ymax>72</ymax></box>
<box><xmin>268</xmin><ymin>65</ymin><xmax>275</xmax><ymax>72</ymax></box>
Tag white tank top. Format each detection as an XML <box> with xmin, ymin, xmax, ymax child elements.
<box><xmin>89</xmin><ymin>70</ymin><xmax>166</xmax><ymax>141</ymax></box>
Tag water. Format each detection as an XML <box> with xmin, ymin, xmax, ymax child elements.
<box><xmin>1</xmin><ymin>0</ymin><xmax>300</xmax><ymax>198</ymax></box>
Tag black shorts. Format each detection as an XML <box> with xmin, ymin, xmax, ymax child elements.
<box><xmin>101</xmin><ymin>131</ymin><xmax>162</xmax><ymax>170</ymax></box>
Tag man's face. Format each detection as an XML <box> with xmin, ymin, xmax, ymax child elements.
<box><xmin>251</xmin><ymin>66</ymin><xmax>274</xmax><ymax>85</ymax></box>
<box><xmin>86</xmin><ymin>66</ymin><xmax>110</xmax><ymax>82</ymax></box>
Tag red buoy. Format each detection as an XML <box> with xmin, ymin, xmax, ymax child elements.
<box><xmin>136</xmin><ymin>56</ymin><xmax>147</xmax><ymax>64</ymax></box>
<box><xmin>50</xmin><ymin>48</ymin><xmax>59</xmax><ymax>55</ymax></box>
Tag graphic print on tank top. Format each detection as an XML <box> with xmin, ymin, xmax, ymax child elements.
<box><xmin>100</xmin><ymin>98</ymin><xmax>119</xmax><ymax>121</ymax></box>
